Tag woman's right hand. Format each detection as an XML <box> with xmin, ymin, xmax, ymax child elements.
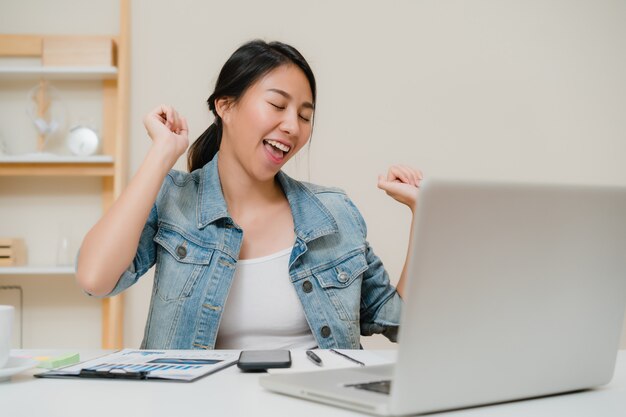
<box><xmin>143</xmin><ymin>105</ymin><xmax>189</xmax><ymax>164</ymax></box>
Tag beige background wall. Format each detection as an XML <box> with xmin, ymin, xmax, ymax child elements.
<box><xmin>1</xmin><ymin>0</ymin><xmax>625</xmax><ymax>349</ymax></box>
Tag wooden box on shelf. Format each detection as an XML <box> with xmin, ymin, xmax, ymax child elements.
<box><xmin>0</xmin><ymin>238</ymin><xmax>27</xmax><ymax>266</ymax></box>
<box><xmin>42</xmin><ymin>36</ymin><xmax>116</xmax><ymax>67</ymax></box>
<box><xmin>0</xmin><ymin>34</ymin><xmax>42</xmax><ymax>56</ymax></box>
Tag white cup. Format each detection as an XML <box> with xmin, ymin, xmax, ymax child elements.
<box><xmin>0</xmin><ymin>305</ymin><xmax>14</xmax><ymax>368</ymax></box>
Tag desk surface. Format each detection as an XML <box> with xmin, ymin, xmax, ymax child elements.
<box><xmin>1</xmin><ymin>350</ymin><xmax>625</xmax><ymax>417</ymax></box>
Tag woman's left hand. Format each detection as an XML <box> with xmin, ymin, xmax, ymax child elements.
<box><xmin>377</xmin><ymin>165</ymin><xmax>423</xmax><ymax>213</ymax></box>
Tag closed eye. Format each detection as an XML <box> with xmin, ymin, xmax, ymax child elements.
<box><xmin>270</xmin><ymin>102</ymin><xmax>311</xmax><ymax>122</ymax></box>
<box><xmin>269</xmin><ymin>102</ymin><xmax>285</xmax><ymax>110</ymax></box>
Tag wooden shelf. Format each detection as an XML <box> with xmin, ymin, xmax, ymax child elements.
<box><xmin>0</xmin><ymin>66</ymin><xmax>118</xmax><ymax>80</ymax></box>
<box><xmin>0</xmin><ymin>155</ymin><xmax>115</xmax><ymax>176</ymax></box>
<box><xmin>0</xmin><ymin>154</ymin><xmax>114</xmax><ymax>163</ymax></box>
<box><xmin>0</xmin><ymin>266</ymin><xmax>75</xmax><ymax>275</ymax></box>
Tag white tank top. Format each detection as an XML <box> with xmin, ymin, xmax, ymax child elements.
<box><xmin>215</xmin><ymin>247</ymin><xmax>318</xmax><ymax>350</ymax></box>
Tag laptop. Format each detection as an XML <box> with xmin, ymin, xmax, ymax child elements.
<box><xmin>260</xmin><ymin>179</ymin><xmax>626</xmax><ymax>416</ymax></box>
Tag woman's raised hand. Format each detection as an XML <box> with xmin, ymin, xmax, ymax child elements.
<box><xmin>143</xmin><ymin>105</ymin><xmax>189</xmax><ymax>165</ymax></box>
<box><xmin>377</xmin><ymin>165</ymin><xmax>423</xmax><ymax>213</ymax></box>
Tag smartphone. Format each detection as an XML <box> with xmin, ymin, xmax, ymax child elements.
<box><xmin>237</xmin><ymin>349</ymin><xmax>292</xmax><ymax>371</ymax></box>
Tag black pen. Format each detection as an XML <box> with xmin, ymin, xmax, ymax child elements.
<box><xmin>330</xmin><ymin>349</ymin><xmax>365</xmax><ymax>366</ymax></box>
<box><xmin>306</xmin><ymin>350</ymin><xmax>323</xmax><ymax>367</ymax></box>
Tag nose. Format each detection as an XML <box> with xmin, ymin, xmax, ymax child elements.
<box><xmin>279</xmin><ymin>109</ymin><xmax>299</xmax><ymax>137</ymax></box>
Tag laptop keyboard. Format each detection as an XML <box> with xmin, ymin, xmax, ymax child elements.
<box><xmin>345</xmin><ymin>379</ymin><xmax>392</xmax><ymax>395</ymax></box>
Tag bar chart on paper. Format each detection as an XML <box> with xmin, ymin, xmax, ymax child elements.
<box><xmin>36</xmin><ymin>349</ymin><xmax>240</xmax><ymax>381</ymax></box>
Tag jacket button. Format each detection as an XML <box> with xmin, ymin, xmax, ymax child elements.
<box><xmin>176</xmin><ymin>245</ymin><xmax>187</xmax><ymax>258</ymax></box>
<box><xmin>302</xmin><ymin>280</ymin><xmax>313</xmax><ymax>293</ymax></box>
<box><xmin>337</xmin><ymin>271</ymin><xmax>349</xmax><ymax>283</ymax></box>
<box><xmin>320</xmin><ymin>326</ymin><xmax>332</xmax><ymax>338</ymax></box>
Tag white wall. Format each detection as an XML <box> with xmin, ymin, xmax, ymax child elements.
<box><xmin>1</xmin><ymin>0</ymin><xmax>625</xmax><ymax>349</ymax></box>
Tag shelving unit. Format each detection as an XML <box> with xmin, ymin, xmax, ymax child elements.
<box><xmin>0</xmin><ymin>0</ymin><xmax>130</xmax><ymax>349</ymax></box>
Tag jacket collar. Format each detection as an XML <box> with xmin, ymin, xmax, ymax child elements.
<box><xmin>197</xmin><ymin>153</ymin><xmax>338</xmax><ymax>242</ymax></box>
<box><xmin>196</xmin><ymin>154</ymin><xmax>230</xmax><ymax>228</ymax></box>
<box><xmin>276</xmin><ymin>170</ymin><xmax>339</xmax><ymax>243</ymax></box>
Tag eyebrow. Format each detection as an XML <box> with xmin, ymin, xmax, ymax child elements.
<box><xmin>267</xmin><ymin>88</ymin><xmax>315</xmax><ymax>110</ymax></box>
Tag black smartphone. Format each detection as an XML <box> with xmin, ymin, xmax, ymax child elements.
<box><xmin>237</xmin><ymin>349</ymin><xmax>292</xmax><ymax>372</ymax></box>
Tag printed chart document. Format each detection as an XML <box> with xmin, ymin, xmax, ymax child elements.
<box><xmin>36</xmin><ymin>349</ymin><xmax>239</xmax><ymax>382</ymax></box>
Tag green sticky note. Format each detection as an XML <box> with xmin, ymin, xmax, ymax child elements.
<box><xmin>37</xmin><ymin>353</ymin><xmax>80</xmax><ymax>369</ymax></box>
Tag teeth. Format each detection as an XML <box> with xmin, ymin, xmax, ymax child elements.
<box><xmin>265</xmin><ymin>139</ymin><xmax>290</xmax><ymax>153</ymax></box>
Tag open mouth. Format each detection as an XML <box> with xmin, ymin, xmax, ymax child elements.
<box><xmin>263</xmin><ymin>139</ymin><xmax>291</xmax><ymax>160</ymax></box>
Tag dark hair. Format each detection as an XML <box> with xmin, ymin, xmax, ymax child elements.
<box><xmin>187</xmin><ymin>40</ymin><xmax>316</xmax><ymax>172</ymax></box>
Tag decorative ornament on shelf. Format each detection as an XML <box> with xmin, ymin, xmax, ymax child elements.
<box><xmin>66</xmin><ymin>125</ymin><xmax>101</xmax><ymax>156</ymax></box>
<box><xmin>25</xmin><ymin>80</ymin><xmax>68</xmax><ymax>154</ymax></box>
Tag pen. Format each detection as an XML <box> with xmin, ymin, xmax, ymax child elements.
<box><xmin>329</xmin><ymin>349</ymin><xmax>365</xmax><ymax>366</ymax></box>
<box><xmin>306</xmin><ymin>350</ymin><xmax>323</xmax><ymax>367</ymax></box>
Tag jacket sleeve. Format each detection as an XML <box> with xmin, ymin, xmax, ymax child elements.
<box><xmin>102</xmin><ymin>203</ymin><xmax>159</xmax><ymax>297</ymax></box>
<box><xmin>343</xmin><ymin>197</ymin><xmax>403</xmax><ymax>342</ymax></box>
<box><xmin>359</xmin><ymin>242</ymin><xmax>403</xmax><ymax>342</ymax></box>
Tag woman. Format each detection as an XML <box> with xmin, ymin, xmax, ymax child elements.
<box><xmin>76</xmin><ymin>40</ymin><xmax>422</xmax><ymax>350</ymax></box>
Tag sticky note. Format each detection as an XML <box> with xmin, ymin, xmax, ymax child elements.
<box><xmin>37</xmin><ymin>353</ymin><xmax>80</xmax><ymax>369</ymax></box>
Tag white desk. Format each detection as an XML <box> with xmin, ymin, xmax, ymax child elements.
<box><xmin>1</xmin><ymin>350</ymin><xmax>625</xmax><ymax>417</ymax></box>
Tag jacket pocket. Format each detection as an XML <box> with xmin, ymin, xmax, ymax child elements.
<box><xmin>312</xmin><ymin>250</ymin><xmax>367</xmax><ymax>321</ymax></box>
<box><xmin>153</xmin><ymin>223</ymin><xmax>214</xmax><ymax>302</ymax></box>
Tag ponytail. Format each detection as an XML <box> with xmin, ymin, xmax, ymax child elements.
<box><xmin>187</xmin><ymin>93</ymin><xmax>222</xmax><ymax>172</ymax></box>
<box><xmin>187</xmin><ymin>121</ymin><xmax>221</xmax><ymax>172</ymax></box>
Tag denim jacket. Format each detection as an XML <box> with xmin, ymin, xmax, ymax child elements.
<box><xmin>107</xmin><ymin>154</ymin><xmax>403</xmax><ymax>349</ymax></box>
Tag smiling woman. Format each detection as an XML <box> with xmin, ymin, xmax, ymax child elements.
<box><xmin>75</xmin><ymin>39</ymin><xmax>423</xmax><ymax>350</ymax></box>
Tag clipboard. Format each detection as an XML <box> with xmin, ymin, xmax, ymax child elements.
<box><xmin>35</xmin><ymin>349</ymin><xmax>239</xmax><ymax>382</ymax></box>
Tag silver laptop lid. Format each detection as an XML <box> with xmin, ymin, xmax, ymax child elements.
<box><xmin>391</xmin><ymin>180</ymin><xmax>626</xmax><ymax>415</ymax></box>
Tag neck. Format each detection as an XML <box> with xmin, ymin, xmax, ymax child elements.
<box><xmin>216</xmin><ymin>150</ymin><xmax>284</xmax><ymax>218</ymax></box>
